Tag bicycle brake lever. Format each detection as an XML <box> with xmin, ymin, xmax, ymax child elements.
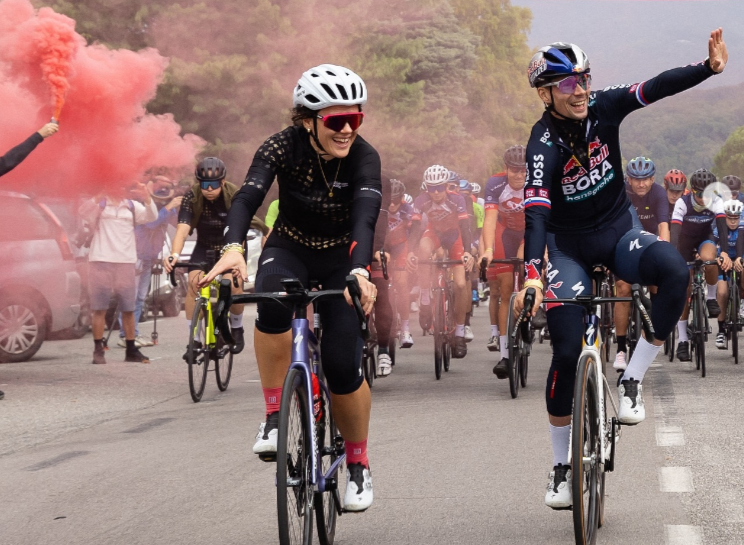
<box><xmin>346</xmin><ymin>275</ymin><xmax>370</xmax><ymax>341</ymax></box>
<box><xmin>216</xmin><ymin>278</ymin><xmax>235</xmax><ymax>344</ymax></box>
<box><xmin>168</xmin><ymin>257</ymin><xmax>177</xmax><ymax>287</ymax></box>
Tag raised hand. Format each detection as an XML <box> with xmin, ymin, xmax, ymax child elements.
<box><xmin>708</xmin><ymin>27</ymin><xmax>727</xmax><ymax>73</ymax></box>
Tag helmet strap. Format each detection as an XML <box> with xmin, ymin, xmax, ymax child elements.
<box><xmin>309</xmin><ymin>117</ymin><xmax>332</xmax><ymax>158</ymax></box>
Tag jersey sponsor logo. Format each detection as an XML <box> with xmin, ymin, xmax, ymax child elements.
<box><xmin>563</xmin><ymin>156</ymin><xmax>582</xmax><ymax>175</ymax></box>
<box><xmin>525</xmin><ymin>259</ymin><xmax>541</xmax><ymax>281</ymax></box>
<box><xmin>525</xmin><ymin>188</ymin><xmax>536</xmax><ymax>199</ymax></box>
<box><xmin>602</xmin><ymin>83</ymin><xmax>632</xmax><ymax>92</ymax></box>
<box><xmin>545</xmin><ymin>280</ymin><xmax>564</xmax><ymax>310</ymax></box>
<box><xmin>528</xmin><ymin>58</ymin><xmax>547</xmax><ymax>86</ymax></box>
<box><xmin>562</xmin><ymin>167</ymin><xmax>588</xmax><ymax>185</ymax></box>
<box><xmin>562</xmin><ymin>160</ymin><xmax>614</xmax><ymax>200</ymax></box>
<box><xmin>539</xmin><ymin>189</ymin><xmax>549</xmax><ymax>198</ymax></box>
<box><xmin>540</xmin><ymin>130</ymin><xmax>551</xmax><ymax>145</ymax></box>
<box><xmin>531</xmin><ymin>154</ymin><xmax>545</xmax><ymax>186</ymax></box>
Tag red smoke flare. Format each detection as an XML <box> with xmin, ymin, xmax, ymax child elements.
<box><xmin>0</xmin><ymin>0</ymin><xmax>203</xmax><ymax>198</ymax></box>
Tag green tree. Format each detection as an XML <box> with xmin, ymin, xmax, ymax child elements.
<box><xmin>714</xmin><ymin>125</ymin><xmax>744</xmax><ymax>179</ymax></box>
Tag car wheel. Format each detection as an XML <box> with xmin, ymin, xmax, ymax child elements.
<box><xmin>0</xmin><ymin>295</ymin><xmax>48</xmax><ymax>363</ymax></box>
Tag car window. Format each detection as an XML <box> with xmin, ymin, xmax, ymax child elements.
<box><xmin>0</xmin><ymin>198</ymin><xmax>55</xmax><ymax>241</ymax></box>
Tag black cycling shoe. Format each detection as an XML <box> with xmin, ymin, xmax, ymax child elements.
<box><xmin>492</xmin><ymin>357</ymin><xmax>509</xmax><ymax>379</ymax></box>
<box><xmin>419</xmin><ymin>304</ymin><xmax>432</xmax><ymax>332</ymax></box>
<box><xmin>452</xmin><ymin>336</ymin><xmax>468</xmax><ymax>358</ymax></box>
<box><xmin>676</xmin><ymin>341</ymin><xmax>691</xmax><ymax>362</ymax></box>
<box><xmin>183</xmin><ymin>341</ymin><xmax>203</xmax><ymax>362</ymax></box>
<box><xmin>706</xmin><ymin>299</ymin><xmax>721</xmax><ymax>318</ymax></box>
<box><xmin>230</xmin><ymin>327</ymin><xmax>245</xmax><ymax>354</ymax></box>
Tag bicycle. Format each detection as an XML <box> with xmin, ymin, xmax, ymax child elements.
<box><xmin>169</xmin><ymin>250</ymin><xmax>236</xmax><ymax>402</ymax></box>
<box><xmin>549</xmin><ymin>281</ymin><xmax>653</xmax><ymax>545</ymax></box>
<box><xmin>216</xmin><ymin>276</ymin><xmax>368</xmax><ymax>545</ymax></box>
<box><xmin>421</xmin><ymin>259</ymin><xmax>460</xmax><ymax>379</ymax></box>
<box><xmin>722</xmin><ymin>268</ymin><xmax>742</xmax><ymax>364</ymax></box>
<box><xmin>687</xmin><ymin>259</ymin><xmax>719</xmax><ymax>378</ymax></box>
<box><xmin>480</xmin><ymin>257</ymin><xmax>531</xmax><ymax>398</ymax></box>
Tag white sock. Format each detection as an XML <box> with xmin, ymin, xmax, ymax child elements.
<box><xmin>622</xmin><ymin>337</ymin><xmax>661</xmax><ymax>383</ymax></box>
<box><xmin>420</xmin><ymin>289</ymin><xmax>430</xmax><ymax>306</ymax></box>
<box><xmin>491</xmin><ymin>325</ymin><xmax>499</xmax><ymax>337</ymax></box>
<box><xmin>401</xmin><ymin>320</ymin><xmax>409</xmax><ymax>333</ymax></box>
<box><xmin>455</xmin><ymin>324</ymin><xmax>465</xmax><ymax>337</ymax></box>
<box><xmin>677</xmin><ymin>320</ymin><xmax>688</xmax><ymax>343</ymax></box>
<box><xmin>500</xmin><ymin>334</ymin><xmax>508</xmax><ymax>352</ymax></box>
<box><xmin>186</xmin><ymin>318</ymin><xmax>191</xmax><ymax>334</ymax></box>
<box><xmin>707</xmin><ymin>283</ymin><xmax>717</xmax><ymax>300</ymax></box>
<box><xmin>550</xmin><ymin>424</ymin><xmax>571</xmax><ymax>467</ymax></box>
<box><xmin>230</xmin><ymin>312</ymin><xmax>243</xmax><ymax>329</ymax></box>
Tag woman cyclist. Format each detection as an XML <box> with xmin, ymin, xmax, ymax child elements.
<box><xmin>201</xmin><ymin>64</ymin><xmax>380</xmax><ymax>511</ymax></box>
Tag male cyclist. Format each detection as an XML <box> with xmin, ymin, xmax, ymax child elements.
<box><xmin>713</xmin><ymin>199</ymin><xmax>744</xmax><ymax>348</ymax></box>
<box><xmin>671</xmin><ymin>169</ymin><xmax>731</xmax><ymax>361</ymax></box>
<box><xmin>722</xmin><ymin>175</ymin><xmax>744</xmax><ymax>205</ymax></box>
<box><xmin>482</xmin><ymin>146</ymin><xmax>527</xmax><ymax>377</ymax></box>
<box><xmin>514</xmin><ymin>30</ymin><xmax>727</xmax><ymax>509</ymax></box>
<box><xmin>612</xmin><ymin>157</ymin><xmax>670</xmax><ymax>371</ymax></box>
<box><xmin>664</xmin><ymin>169</ymin><xmax>688</xmax><ymax>217</ymax></box>
<box><xmin>412</xmin><ymin>165</ymin><xmax>474</xmax><ymax>357</ymax></box>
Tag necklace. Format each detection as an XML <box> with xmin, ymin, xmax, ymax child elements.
<box><xmin>317</xmin><ymin>153</ymin><xmax>341</xmax><ymax>197</ymax></box>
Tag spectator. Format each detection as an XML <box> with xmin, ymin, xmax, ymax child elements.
<box><xmin>79</xmin><ymin>182</ymin><xmax>158</xmax><ymax>365</ymax></box>
<box><xmin>0</xmin><ymin>122</ymin><xmax>59</xmax><ymax>400</ymax></box>
<box><xmin>116</xmin><ymin>176</ymin><xmax>182</xmax><ymax>347</ymax></box>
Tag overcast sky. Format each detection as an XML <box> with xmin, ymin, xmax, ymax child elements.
<box><xmin>512</xmin><ymin>0</ymin><xmax>743</xmax><ymax>89</ymax></box>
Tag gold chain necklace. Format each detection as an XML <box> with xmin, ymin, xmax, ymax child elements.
<box><xmin>317</xmin><ymin>153</ymin><xmax>341</xmax><ymax>197</ymax></box>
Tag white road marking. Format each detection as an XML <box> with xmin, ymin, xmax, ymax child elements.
<box><xmin>665</xmin><ymin>524</ymin><xmax>703</xmax><ymax>545</ymax></box>
<box><xmin>659</xmin><ymin>467</ymin><xmax>694</xmax><ymax>493</ymax></box>
<box><xmin>656</xmin><ymin>425</ymin><xmax>685</xmax><ymax>446</ymax></box>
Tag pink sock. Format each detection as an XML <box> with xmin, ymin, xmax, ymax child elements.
<box><xmin>263</xmin><ymin>387</ymin><xmax>282</xmax><ymax>416</ymax></box>
<box><xmin>345</xmin><ymin>439</ymin><xmax>368</xmax><ymax>467</ymax></box>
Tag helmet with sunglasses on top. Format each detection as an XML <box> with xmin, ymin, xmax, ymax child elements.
<box><xmin>689</xmin><ymin>168</ymin><xmax>716</xmax><ymax>193</ymax></box>
<box><xmin>528</xmin><ymin>43</ymin><xmax>590</xmax><ymax>89</ymax></box>
<box><xmin>626</xmin><ymin>157</ymin><xmax>656</xmax><ymax>179</ymax></box>
<box><xmin>722</xmin><ymin>175</ymin><xmax>742</xmax><ymax>192</ymax></box>
<box><xmin>664</xmin><ymin>169</ymin><xmax>687</xmax><ymax>191</ymax></box>
<box><xmin>423</xmin><ymin>165</ymin><xmax>450</xmax><ymax>188</ymax></box>
<box><xmin>724</xmin><ymin>199</ymin><xmax>744</xmax><ymax>217</ymax></box>
<box><xmin>196</xmin><ymin>157</ymin><xmax>226</xmax><ymax>181</ymax></box>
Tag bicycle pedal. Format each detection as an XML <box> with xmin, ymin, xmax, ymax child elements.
<box><xmin>258</xmin><ymin>453</ymin><xmax>277</xmax><ymax>463</ymax></box>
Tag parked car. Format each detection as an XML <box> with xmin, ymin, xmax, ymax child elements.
<box><xmin>0</xmin><ymin>191</ymin><xmax>81</xmax><ymax>362</ymax></box>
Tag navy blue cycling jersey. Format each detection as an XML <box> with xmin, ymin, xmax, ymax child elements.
<box><xmin>626</xmin><ymin>182</ymin><xmax>669</xmax><ymax>234</ymax></box>
<box><xmin>523</xmin><ymin>60</ymin><xmax>717</xmax><ymax>280</ymax></box>
<box><xmin>713</xmin><ymin>223</ymin><xmax>744</xmax><ymax>259</ymax></box>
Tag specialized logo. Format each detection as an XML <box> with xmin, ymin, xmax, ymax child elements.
<box><xmin>294</xmin><ymin>333</ymin><xmax>303</xmax><ymax>346</ymax></box>
<box><xmin>572</xmin><ymin>281</ymin><xmax>585</xmax><ymax>296</ymax></box>
<box><xmin>262</xmin><ymin>257</ymin><xmax>275</xmax><ymax>265</ymax></box>
<box><xmin>629</xmin><ymin>238</ymin><xmax>642</xmax><ymax>251</ymax></box>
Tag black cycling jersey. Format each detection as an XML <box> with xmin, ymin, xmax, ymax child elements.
<box><xmin>178</xmin><ymin>190</ymin><xmax>229</xmax><ymax>254</ymax></box>
<box><xmin>626</xmin><ymin>182</ymin><xmax>669</xmax><ymax>234</ymax></box>
<box><xmin>524</xmin><ymin>60</ymin><xmax>717</xmax><ymax>279</ymax></box>
<box><xmin>225</xmin><ymin>125</ymin><xmax>382</xmax><ymax>270</ymax></box>
<box><xmin>0</xmin><ymin>132</ymin><xmax>43</xmax><ymax>177</ymax></box>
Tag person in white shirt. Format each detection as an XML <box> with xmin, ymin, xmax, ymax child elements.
<box><xmin>79</xmin><ymin>182</ymin><xmax>157</xmax><ymax>364</ymax></box>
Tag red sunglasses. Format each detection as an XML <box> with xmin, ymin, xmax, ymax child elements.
<box><xmin>317</xmin><ymin>112</ymin><xmax>365</xmax><ymax>132</ymax></box>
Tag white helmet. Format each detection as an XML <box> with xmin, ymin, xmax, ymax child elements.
<box><xmin>403</xmin><ymin>193</ymin><xmax>413</xmax><ymax>205</ymax></box>
<box><xmin>471</xmin><ymin>182</ymin><xmax>481</xmax><ymax>195</ymax></box>
<box><xmin>423</xmin><ymin>165</ymin><xmax>450</xmax><ymax>187</ymax></box>
<box><xmin>724</xmin><ymin>199</ymin><xmax>744</xmax><ymax>217</ymax></box>
<box><xmin>293</xmin><ymin>64</ymin><xmax>367</xmax><ymax>110</ymax></box>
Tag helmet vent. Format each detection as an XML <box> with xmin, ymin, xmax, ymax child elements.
<box><xmin>320</xmin><ymin>83</ymin><xmax>337</xmax><ymax>99</ymax></box>
<box><xmin>325</xmin><ymin>69</ymin><xmax>337</xmax><ymax>76</ymax></box>
<box><xmin>304</xmin><ymin>94</ymin><xmax>320</xmax><ymax>104</ymax></box>
<box><xmin>336</xmin><ymin>84</ymin><xmax>349</xmax><ymax>100</ymax></box>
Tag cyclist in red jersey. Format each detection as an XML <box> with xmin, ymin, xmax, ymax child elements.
<box><xmin>664</xmin><ymin>169</ymin><xmax>688</xmax><ymax>218</ymax></box>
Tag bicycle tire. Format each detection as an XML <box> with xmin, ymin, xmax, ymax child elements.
<box><xmin>215</xmin><ymin>338</ymin><xmax>233</xmax><ymax>391</ymax></box>
<box><xmin>277</xmin><ymin>368</ymin><xmax>314</xmax><ymax>545</ymax></box>
<box><xmin>434</xmin><ymin>289</ymin><xmax>444</xmax><ymax>380</ymax></box>
<box><xmin>315</xmin><ymin>385</ymin><xmax>344</xmax><ymax>545</ymax></box>
<box><xmin>519</xmin><ymin>350</ymin><xmax>528</xmax><ymax>388</ymax></box>
<box><xmin>697</xmin><ymin>293</ymin><xmax>707</xmax><ymax>378</ymax></box>
<box><xmin>507</xmin><ymin>294</ymin><xmax>520</xmax><ymax>399</ymax></box>
<box><xmin>668</xmin><ymin>327</ymin><xmax>676</xmax><ymax>362</ymax></box>
<box><xmin>628</xmin><ymin>302</ymin><xmax>642</xmax><ymax>361</ymax></box>
<box><xmin>444</xmin><ymin>288</ymin><xmax>454</xmax><ymax>372</ymax></box>
<box><xmin>187</xmin><ymin>299</ymin><xmax>210</xmax><ymax>403</ymax></box>
<box><xmin>572</xmin><ymin>353</ymin><xmax>601</xmax><ymax>545</ymax></box>
<box><xmin>730</xmin><ymin>279</ymin><xmax>739</xmax><ymax>365</ymax></box>
<box><xmin>364</xmin><ymin>344</ymin><xmax>375</xmax><ymax>389</ymax></box>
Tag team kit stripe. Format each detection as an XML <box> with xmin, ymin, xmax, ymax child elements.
<box><xmin>525</xmin><ymin>197</ymin><xmax>551</xmax><ymax>208</ymax></box>
<box><xmin>635</xmin><ymin>81</ymin><xmax>649</xmax><ymax>106</ymax></box>
<box><xmin>671</xmin><ymin>219</ymin><xmax>683</xmax><ymax>224</ymax></box>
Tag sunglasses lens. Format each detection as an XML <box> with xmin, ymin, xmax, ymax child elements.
<box><xmin>428</xmin><ymin>185</ymin><xmax>445</xmax><ymax>193</ymax></box>
<box><xmin>556</xmin><ymin>74</ymin><xmax>590</xmax><ymax>94</ymax></box>
<box><xmin>200</xmin><ymin>181</ymin><xmax>220</xmax><ymax>190</ymax></box>
<box><xmin>323</xmin><ymin>114</ymin><xmax>363</xmax><ymax>132</ymax></box>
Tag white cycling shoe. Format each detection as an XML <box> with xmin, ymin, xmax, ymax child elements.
<box><xmin>400</xmin><ymin>331</ymin><xmax>414</xmax><ymax>348</ymax></box>
<box><xmin>612</xmin><ymin>351</ymin><xmax>627</xmax><ymax>371</ymax></box>
<box><xmin>545</xmin><ymin>464</ymin><xmax>572</xmax><ymax>509</ymax></box>
<box><xmin>252</xmin><ymin>413</ymin><xmax>279</xmax><ymax>455</ymax></box>
<box><xmin>618</xmin><ymin>378</ymin><xmax>645</xmax><ymax>425</ymax></box>
<box><xmin>344</xmin><ymin>463</ymin><xmax>373</xmax><ymax>512</ymax></box>
<box><xmin>377</xmin><ymin>353</ymin><xmax>392</xmax><ymax>377</ymax></box>
<box><xmin>464</xmin><ymin>325</ymin><xmax>474</xmax><ymax>342</ymax></box>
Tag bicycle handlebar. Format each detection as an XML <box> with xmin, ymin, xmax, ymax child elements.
<box><xmin>686</xmin><ymin>258</ymin><xmax>722</xmax><ymax>267</ymax></box>
<box><xmin>512</xmin><ymin>288</ymin><xmax>536</xmax><ymax>339</ymax></box>
<box><xmin>379</xmin><ymin>247</ymin><xmax>389</xmax><ymax>281</ymax></box>
<box><xmin>479</xmin><ymin>257</ymin><xmax>524</xmax><ymax>283</ymax></box>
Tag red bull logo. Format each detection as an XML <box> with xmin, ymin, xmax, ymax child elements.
<box><xmin>588</xmin><ymin>137</ymin><xmax>602</xmax><ymax>154</ymax></box>
<box><xmin>545</xmin><ymin>280</ymin><xmax>564</xmax><ymax>310</ymax></box>
<box><xmin>563</xmin><ymin>156</ymin><xmax>582</xmax><ymax>175</ymax></box>
<box><xmin>525</xmin><ymin>259</ymin><xmax>541</xmax><ymax>281</ymax></box>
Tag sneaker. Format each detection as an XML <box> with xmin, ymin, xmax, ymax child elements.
<box><xmin>492</xmin><ymin>357</ymin><xmax>509</xmax><ymax>379</ymax></box>
<box><xmin>125</xmin><ymin>347</ymin><xmax>150</xmax><ymax>363</ymax></box>
<box><xmin>464</xmin><ymin>325</ymin><xmax>474</xmax><ymax>342</ymax></box>
<box><xmin>545</xmin><ymin>464</ymin><xmax>572</xmax><ymax>509</ymax></box>
<box><xmin>716</xmin><ymin>331</ymin><xmax>727</xmax><ymax>349</ymax></box>
<box><xmin>486</xmin><ymin>335</ymin><xmax>500</xmax><ymax>352</ymax></box>
<box><xmin>377</xmin><ymin>353</ymin><xmax>392</xmax><ymax>377</ymax></box>
<box><xmin>706</xmin><ymin>299</ymin><xmax>721</xmax><ymax>318</ymax></box>
<box><xmin>230</xmin><ymin>326</ymin><xmax>245</xmax><ymax>354</ymax></box>
<box><xmin>400</xmin><ymin>331</ymin><xmax>414</xmax><ymax>348</ymax></box>
<box><xmin>117</xmin><ymin>337</ymin><xmax>126</xmax><ymax>348</ymax></box>
<box><xmin>410</xmin><ymin>301</ymin><xmax>419</xmax><ymax>313</ymax></box>
<box><xmin>419</xmin><ymin>304</ymin><xmax>432</xmax><ymax>331</ymax></box>
<box><xmin>618</xmin><ymin>378</ymin><xmax>645</xmax><ymax>425</ymax></box>
<box><xmin>135</xmin><ymin>335</ymin><xmax>154</xmax><ymax>347</ymax></box>
<box><xmin>344</xmin><ymin>463</ymin><xmax>373</xmax><ymax>512</ymax></box>
<box><xmin>676</xmin><ymin>341</ymin><xmax>691</xmax><ymax>362</ymax></box>
<box><xmin>612</xmin><ymin>351</ymin><xmax>627</xmax><ymax>371</ymax></box>
<box><xmin>92</xmin><ymin>347</ymin><xmax>107</xmax><ymax>365</ymax></box>
<box><xmin>253</xmin><ymin>412</ymin><xmax>280</xmax><ymax>456</ymax></box>
<box><xmin>452</xmin><ymin>336</ymin><xmax>467</xmax><ymax>358</ymax></box>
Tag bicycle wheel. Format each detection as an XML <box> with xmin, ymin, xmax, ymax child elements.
<box><xmin>187</xmin><ymin>299</ymin><xmax>210</xmax><ymax>403</ymax></box>
<box><xmin>507</xmin><ymin>296</ymin><xmax>520</xmax><ymax>399</ymax></box>
<box><xmin>215</xmin><ymin>337</ymin><xmax>233</xmax><ymax>391</ymax></box>
<box><xmin>277</xmin><ymin>368</ymin><xmax>314</xmax><ymax>545</ymax></box>
<box><xmin>572</xmin><ymin>353</ymin><xmax>601</xmax><ymax>545</ymax></box>
<box><xmin>628</xmin><ymin>303</ymin><xmax>641</xmax><ymax>361</ymax></box>
<box><xmin>443</xmin><ymin>289</ymin><xmax>454</xmax><ymax>372</ymax></box>
<box><xmin>434</xmin><ymin>290</ymin><xmax>444</xmax><ymax>380</ymax></box>
<box><xmin>519</xmin><ymin>349</ymin><xmax>529</xmax><ymax>388</ymax></box>
<box><xmin>363</xmin><ymin>343</ymin><xmax>375</xmax><ymax>388</ymax></box>
<box><xmin>696</xmin><ymin>294</ymin><xmax>707</xmax><ymax>378</ymax></box>
<box><xmin>315</xmin><ymin>384</ymin><xmax>344</xmax><ymax>545</ymax></box>
<box><xmin>668</xmin><ymin>326</ymin><xmax>676</xmax><ymax>362</ymax></box>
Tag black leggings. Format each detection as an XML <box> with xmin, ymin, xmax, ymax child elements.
<box><xmin>254</xmin><ymin>235</ymin><xmax>364</xmax><ymax>395</ymax></box>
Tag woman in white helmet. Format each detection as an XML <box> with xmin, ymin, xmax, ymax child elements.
<box><xmin>714</xmin><ymin>199</ymin><xmax>744</xmax><ymax>349</ymax></box>
<box><xmin>203</xmin><ymin>64</ymin><xmax>380</xmax><ymax>511</ymax></box>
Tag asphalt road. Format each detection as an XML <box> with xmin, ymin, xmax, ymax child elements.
<box><xmin>2</xmin><ymin>303</ymin><xmax>743</xmax><ymax>545</ymax></box>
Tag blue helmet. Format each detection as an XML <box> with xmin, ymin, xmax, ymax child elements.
<box><xmin>447</xmin><ymin>170</ymin><xmax>461</xmax><ymax>183</ymax></box>
<box><xmin>459</xmin><ymin>179</ymin><xmax>472</xmax><ymax>192</ymax></box>
<box><xmin>528</xmin><ymin>43</ymin><xmax>590</xmax><ymax>88</ymax></box>
<box><xmin>626</xmin><ymin>157</ymin><xmax>656</xmax><ymax>179</ymax></box>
